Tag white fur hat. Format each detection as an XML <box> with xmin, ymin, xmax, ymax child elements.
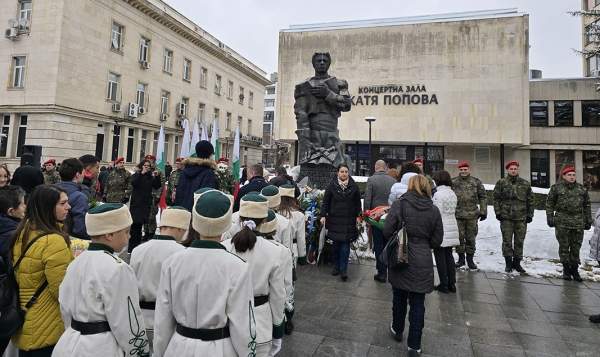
<box><xmin>85</xmin><ymin>203</ymin><xmax>132</xmax><ymax>236</ymax></box>
<box><xmin>192</xmin><ymin>191</ymin><xmax>233</xmax><ymax>237</ymax></box>
<box><xmin>159</xmin><ymin>207</ymin><xmax>191</xmax><ymax>230</ymax></box>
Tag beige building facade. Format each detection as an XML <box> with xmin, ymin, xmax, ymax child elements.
<box><xmin>0</xmin><ymin>0</ymin><xmax>269</xmax><ymax>170</ymax></box>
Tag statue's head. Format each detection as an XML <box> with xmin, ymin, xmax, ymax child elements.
<box><xmin>312</xmin><ymin>52</ymin><xmax>331</xmax><ymax>74</ymax></box>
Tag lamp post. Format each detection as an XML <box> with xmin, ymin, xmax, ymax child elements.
<box><xmin>365</xmin><ymin>117</ymin><xmax>376</xmax><ymax>175</ymax></box>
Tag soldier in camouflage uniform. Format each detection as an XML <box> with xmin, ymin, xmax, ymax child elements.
<box><xmin>493</xmin><ymin>160</ymin><xmax>534</xmax><ymax>274</ymax></box>
<box><xmin>546</xmin><ymin>165</ymin><xmax>592</xmax><ymax>282</ymax></box>
<box><xmin>452</xmin><ymin>161</ymin><xmax>487</xmax><ymax>269</ymax></box>
<box><xmin>43</xmin><ymin>159</ymin><xmax>61</xmax><ymax>184</ymax></box>
<box><xmin>167</xmin><ymin>157</ymin><xmax>184</xmax><ymax>205</ymax></box>
<box><xmin>104</xmin><ymin>157</ymin><xmax>132</xmax><ymax>204</ymax></box>
<box><xmin>143</xmin><ymin>154</ymin><xmax>165</xmax><ymax>240</ymax></box>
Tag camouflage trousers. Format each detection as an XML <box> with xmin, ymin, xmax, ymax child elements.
<box><xmin>456</xmin><ymin>219</ymin><xmax>479</xmax><ymax>255</ymax></box>
<box><xmin>555</xmin><ymin>227</ymin><xmax>584</xmax><ymax>264</ymax></box>
<box><xmin>500</xmin><ymin>220</ymin><xmax>527</xmax><ymax>258</ymax></box>
<box><xmin>144</xmin><ymin>202</ymin><xmax>159</xmax><ymax>238</ymax></box>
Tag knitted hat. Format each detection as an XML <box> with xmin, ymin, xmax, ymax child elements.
<box><xmin>505</xmin><ymin>160</ymin><xmax>519</xmax><ymax>169</ymax></box>
<box><xmin>239</xmin><ymin>193</ymin><xmax>268</xmax><ymax>219</ymax></box>
<box><xmin>561</xmin><ymin>165</ymin><xmax>576</xmax><ymax>176</ymax></box>
<box><xmin>457</xmin><ymin>161</ymin><xmax>470</xmax><ymax>169</ymax></box>
<box><xmin>258</xmin><ymin>209</ymin><xmax>278</xmax><ymax>234</ymax></box>
<box><xmin>159</xmin><ymin>206</ymin><xmax>191</xmax><ymax>230</ymax></box>
<box><xmin>192</xmin><ymin>190</ymin><xmax>232</xmax><ymax>237</ymax></box>
<box><xmin>114</xmin><ymin>157</ymin><xmax>125</xmax><ymax>165</ymax></box>
<box><xmin>86</xmin><ymin>203</ymin><xmax>133</xmax><ymax>236</ymax></box>
<box><xmin>195</xmin><ymin>140</ymin><xmax>214</xmax><ymax>159</ymax></box>
<box><xmin>261</xmin><ymin>185</ymin><xmax>281</xmax><ymax>208</ymax></box>
<box><xmin>44</xmin><ymin>159</ymin><xmax>56</xmax><ymax>166</ymax></box>
<box><xmin>279</xmin><ymin>184</ymin><xmax>296</xmax><ymax>198</ymax></box>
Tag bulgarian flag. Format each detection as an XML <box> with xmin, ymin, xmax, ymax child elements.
<box><xmin>210</xmin><ymin>118</ymin><xmax>221</xmax><ymax>160</ymax></box>
<box><xmin>233</xmin><ymin>125</ymin><xmax>241</xmax><ymax>198</ymax></box>
<box><xmin>156</xmin><ymin>125</ymin><xmax>168</xmax><ymax>211</ymax></box>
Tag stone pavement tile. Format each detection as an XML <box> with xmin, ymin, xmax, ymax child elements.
<box><xmin>311</xmin><ymin>316</ymin><xmax>379</xmax><ymax>345</ymax></box>
<box><xmin>460</xmin><ymin>292</ymin><xmax>501</xmax><ymax>305</ymax></box>
<box><xmin>463</xmin><ymin>312</ymin><xmax>513</xmax><ymax>331</ymax></box>
<box><xmin>278</xmin><ymin>331</ymin><xmax>324</xmax><ymax>357</ymax></box>
<box><xmin>468</xmin><ymin>327</ymin><xmax>521</xmax><ymax>347</ymax></box>
<box><xmin>496</xmin><ymin>295</ymin><xmax>541</xmax><ymax>310</ymax></box>
<box><xmin>420</xmin><ymin>329</ymin><xmax>474</xmax><ymax>357</ymax></box>
<box><xmin>583</xmin><ymin>280</ymin><xmax>600</xmax><ymax>290</ymax></box>
<box><xmin>366</xmin><ymin>345</ymin><xmax>408</xmax><ymax>357</ymax></box>
<box><xmin>295</xmin><ymin>291</ymin><xmax>350</xmax><ymax>319</ymax></box>
<box><xmin>548</xmin><ymin>278</ymin><xmax>586</xmax><ymax>287</ymax></box>
<box><xmin>556</xmin><ymin>325</ymin><xmax>600</xmax><ymax>345</ymax></box>
<box><xmin>331</xmin><ymin>297</ymin><xmax>391</xmax><ymax>325</ymax></box>
<box><xmin>506</xmin><ymin>318</ymin><xmax>561</xmax><ymax>338</ymax></box>
<box><xmin>462</xmin><ymin>300</ymin><xmax>506</xmax><ymax>317</ymax></box>
<box><xmin>471</xmin><ymin>343</ymin><xmax>525</xmax><ymax>357</ymax></box>
<box><xmin>516</xmin><ymin>334</ymin><xmax>571</xmax><ymax>357</ymax></box>
<box><xmin>313</xmin><ymin>337</ymin><xmax>371</xmax><ymax>357</ymax></box>
<box><xmin>532</xmin><ymin>297</ymin><xmax>583</xmax><ymax>314</ymax></box>
<box><xmin>565</xmin><ymin>341</ymin><xmax>600</xmax><ymax>357</ymax></box>
<box><xmin>425</xmin><ymin>308</ymin><xmax>467</xmax><ymax>326</ymax></box>
<box><xmin>368</xmin><ymin>323</ymin><xmax>401</xmax><ymax>350</ymax></box>
<box><xmin>544</xmin><ymin>311</ymin><xmax>597</xmax><ymax>328</ymax></box>
<box><xmin>500</xmin><ymin>306</ymin><xmax>549</xmax><ymax>322</ymax></box>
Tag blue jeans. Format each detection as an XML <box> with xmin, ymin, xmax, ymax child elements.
<box><xmin>372</xmin><ymin>226</ymin><xmax>386</xmax><ymax>276</ymax></box>
<box><xmin>392</xmin><ymin>288</ymin><xmax>425</xmax><ymax>350</ymax></box>
<box><xmin>333</xmin><ymin>240</ymin><xmax>350</xmax><ymax>273</ymax></box>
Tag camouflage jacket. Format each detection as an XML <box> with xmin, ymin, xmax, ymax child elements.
<box><xmin>43</xmin><ymin>170</ymin><xmax>61</xmax><ymax>185</ymax></box>
<box><xmin>493</xmin><ymin>175</ymin><xmax>534</xmax><ymax>221</ymax></box>
<box><xmin>149</xmin><ymin>163</ymin><xmax>166</xmax><ymax>203</ymax></box>
<box><xmin>546</xmin><ymin>181</ymin><xmax>592</xmax><ymax>229</ymax></box>
<box><xmin>452</xmin><ymin>175</ymin><xmax>487</xmax><ymax>219</ymax></box>
<box><xmin>168</xmin><ymin>169</ymin><xmax>182</xmax><ymax>193</ymax></box>
<box><xmin>105</xmin><ymin>168</ymin><xmax>132</xmax><ymax>203</ymax></box>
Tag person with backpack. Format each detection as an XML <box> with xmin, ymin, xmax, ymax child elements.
<box><xmin>56</xmin><ymin>158</ymin><xmax>90</xmax><ymax>240</ymax></box>
<box><xmin>9</xmin><ymin>185</ymin><xmax>74</xmax><ymax>357</ymax></box>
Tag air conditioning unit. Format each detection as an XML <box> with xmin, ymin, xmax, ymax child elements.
<box><xmin>177</xmin><ymin>103</ymin><xmax>186</xmax><ymax>118</ymax></box>
<box><xmin>4</xmin><ymin>27</ymin><xmax>17</xmax><ymax>40</ymax></box>
<box><xmin>111</xmin><ymin>103</ymin><xmax>122</xmax><ymax>113</ymax></box>
<box><xmin>138</xmin><ymin>106</ymin><xmax>146</xmax><ymax>115</ymax></box>
<box><xmin>139</xmin><ymin>60</ymin><xmax>150</xmax><ymax>69</ymax></box>
<box><xmin>160</xmin><ymin>113</ymin><xmax>168</xmax><ymax>122</ymax></box>
<box><xmin>127</xmin><ymin>103</ymin><xmax>139</xmax><ymax>118</ymax></box>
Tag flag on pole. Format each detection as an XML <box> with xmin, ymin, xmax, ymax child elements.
<box><xmin>210</xmin><ymin>119</ymin><xmax>221</xmax><ymax>159</ymax></box>
<box><xmin>190</xmin><ymin>119</ymin><xmax>200</xmax><ymax>154</ymax></box>
<box><xmin>232</xmin><ymin>125</ymin><xmax>241</xmax><ymax>198</ymax></box>
<box><xmin>156</xmin><ymin>125</ymin><xmax>167</xmax><ymax>210</ymax></box>
<box><xmin>200</xmin><ymin>121</ymin><xmax>209</xmax><ymax>141</ymax></box>
<box><xmin>179</xmin><ymin>118</ymin><xmax>191</xmax><ymax>158</ymax></box>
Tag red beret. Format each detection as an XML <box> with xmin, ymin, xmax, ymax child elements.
<box><xmin>560</xmin><ymin>165</ymin><xmax>575</xmax><ymax>176</ymax></box>
<box><xmin>114</xmin><ymin>157</ymin><xmax>125</xmax><ymax>164</ymax></box>
<box><xmin>218</xmin><ymin>157</ymin><xmax>229</xmax><ymax>163</ymax></box>
<box><xmin>505</xmin><ymin>160</ymin><xmax>519</xmax><ymax>169</ymax></box>
<box><xmin>458</xmin><ymin>161</ymin><xmax>470</xmax><ymax>169</ymax></box>
<box><xmin>412</xmin><ymin>158</ymin><xmax>423</xmax><ymax>164</ymax></box>
<box><xmin>44</xmin><ymin>159</ymin><xmax>56</xmax><ymax>165</ymax></box>
<box><xmin>175</xmin><ymin>157</ymin><xmax>185</xmax><ymax>163</ymax></box>
<box><xmin>144</xmin><ymin>154</ymin><xmax>156</xmax><ymax>161</ymax></box>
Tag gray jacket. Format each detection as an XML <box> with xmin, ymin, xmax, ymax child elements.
<box><xmin>364</xmin><ymin>171</ymin><xmax>397</xmax><ymax>210</ymax></box>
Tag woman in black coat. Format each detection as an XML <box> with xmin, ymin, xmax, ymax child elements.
<box><xmin>383</xmin><ymin>175</ymin><xmax>443</xmax><ymax>356</ymax></box>
<box><xmin>320</xmin><ymin>164</ymin><xmax>362</xmax><ymax>281</ymax></box>
<box><xmin>129</xmin><ymin>160</ymin><xmax>162</xmax><ymax>252</ymax></box>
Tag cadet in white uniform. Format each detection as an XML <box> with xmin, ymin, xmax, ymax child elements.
<box><xmin>52</xmin><ymin>204</ymin><xmax>150</xmax><ymax>357</ymax></box>
<box><xmin>260</xmin><ymin>186</ymin><xmax>293</xmax><ymax>251</ymax></box>
<box><xmin>130</xmin><ymin>206</ymin><xmax>190</xmax><ymax>351</ymax></box>
<box><xmin>153</xmin><ymin>191</ymin><xmax>256</xmax><ymax>357</ymax></box>
<box><xmin>279</xmin><ymin>184</ymin><xmax>307</xmax><ymax>265</ymax></box>
<box><xmin>222</xmin><ymin>193</ymin><xmax>286</xmax><ymax>357</ymax></box>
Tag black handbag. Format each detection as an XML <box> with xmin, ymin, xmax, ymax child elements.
<box><xmin>0</xmin><ymin>234</ymin><xmax>49</xmax><ymax>339</ymax></box>
<box><xmin>381</xmin><ymin>201</ymin><xmax>409</xmax><ymax>269</ymax></box>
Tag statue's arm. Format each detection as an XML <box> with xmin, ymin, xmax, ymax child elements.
<box><xmin>325</xmin><ymin>79</ymin><xmax>352</xmax><ymax>112</ymax></box>
<box><xmin>294</xmin><ymin>85</ymin><xmax>309</xmax><ymax>129</ymax></box>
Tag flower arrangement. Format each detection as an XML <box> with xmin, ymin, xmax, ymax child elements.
<box><xmin>216</xmin><ymin>163</ymin><xmax>235</xmax><ymax>194</ymax></box>
<box><xmin>300</xmin><ymin>188</ymin><xmax>324</xmax><ymax>264</ymax></box>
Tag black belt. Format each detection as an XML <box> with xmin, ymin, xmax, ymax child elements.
<box><xmin>254</xmin><ymin>295</ymin><xmax>269</xmax><ymax>307</ymax></box>
<box><xmin>71</xmin><ymin>320</ymin><xmax>111</xmax><ymax>335</ymax></box>
<box><xmin>176</xmin><ymin>323</ymin><xmax>230</xmax><ymax>341</ymax></box>
<box><xmin>139</xmin><ymin>301</ymin><xmax>156</xmax><ymax>310</ymax></box>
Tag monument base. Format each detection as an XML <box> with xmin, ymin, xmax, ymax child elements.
<box><xmin>298</xmin><ymin>163</ymin><xmax>337</xmax><ymax>190</ymax></box>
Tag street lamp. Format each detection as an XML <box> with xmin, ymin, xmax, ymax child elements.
<box><xmin>365</xmin><ymin>117</ymin><xmax>376</xmax><ymax>175</ymax></box>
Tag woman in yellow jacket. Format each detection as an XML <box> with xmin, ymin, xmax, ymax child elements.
<box><xmin>10</xmin><ymin>185</ymin><xmax>74</xmax><ymax>357</ymax></box>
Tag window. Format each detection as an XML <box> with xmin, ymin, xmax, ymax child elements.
<box><xmin>183</xmin><ymin>58</ymin><xmax>192</xmax><ymax>81</ymax></box>
<box><xmin>16</xmin><ymin>115</ymin><xmax>27</xmax><ymax>157</ymax></box>
<box><xmin>266</xmin><ymin>86</ymin><xmax>276</xmax><ymax>95</ymax></box>
<box><xmin>264</xmin><ymin>111</ymin><xmax>274</xmax><ymax>122</ymax></box>
<box><xmin>18</xmin><ymin>0</ymin><xmax>32</xmax><ymax>27</ymax></box>
<box><xmin>1</xmin><ymin>115</ymin><xmax>10</xmax><ymax>157</ymax></box>
<box><xmin>529</xmin><ymin>101</ymin><xmax>548</xmax><ymax>127</ymax></box>
<box><xmin>160</xmin><ymin>90</ymin><xmax>170</xmax><ymax>115</ymax></box>
<box><xmin>140</xmin><ymin>130</ymin><xmax>148</xmax><ymax>162</ymax></box>
<box><xmin>111</xmin><ymin>125</ymin><xmax>120</xmax><ymax>161</ymax></box>
<box><xmin>587</xmin><ymin>55</ymin><xmax>600</xmax><ymax>76</ymax></box>
<box><xmin>584</xmin><ymin>151</ymin><xmax>600</xmax><ymax>191</ymax></box>
<box><xmin>200</xmin><ymin>67</ymin><xmax>207</xmax><ymax>88</ymax></box>
<box><xmin>139</xmin><ymin>37</ymin><xmax>150</xmax><ymax>63</ymax></box>
<box><xmin>215</xmin><ymin>74</ymin><xmax>222</xmax><ymax>95</ymax></box>
<box><xmin>95</xmin><ymin>123</ymin><xmax>104</xmax><ymax>160</ymax></box>
<box><xmin>249</xmin><ymin>91</ymin><xmax>254</xmax><ymax>108</ymax></box>
<box><xmin>586</xmin><ymin>20</ymin><xmax>600</xmax><ymax>45</ymax></box>
<box><xmin>164</xmin><ymin>134</ymin><xmax>170</xmax><ymax>162</ymax></box>
<box><xmin>264</xmin><ymin>99</ymin><xmax>275</xmax><ymax>107</ymax></box>
<box><xmin>11</xmin><ymin>56</ymin><xmax>26</xmax><ymax>88</ymax></box>
<box><xmin>530</xmin><ymin>150</ymin><xmax>550</xmax><ymax>188</ymax></box>
<box><xmin>474</xmin><ymin>146</ymin><xmax>490</xmax><ymax>164</ymax></box>
<box><xmin>226</xmin><ymin>112</ymin><xmax>232</xmax><ymax>130</ymax></box>
<box><xmin>263</xmin><ymin>122</ymin><xmax>272</xmax><ymax>146</ymax></box>
<box><xmin>107</xmin><ymin>72</ymin><xmax>120</xmax><ymax>102</ymax></box>
<box><xmin>163</xmin><ymin>49</ymin><xmax>173</xmax><ymax>73</ymax></box>
<box><xmin>136</xmin><ymin>83</ymin><xmax>148</xmax><ymax>112</ymax></box>
<box><xmin>111</xmin><ymin>22</ymin><xmax>124</xmax><ymax>52</ymax></box>
<box><xmin>239</xmin><ymin>86</ymin><xmax>245</xmax><ymax>104</ymax></box>
<box><xmin>247</xmin><ymin>119</ymin><xmax>252</xmax><ymax>136</ymax></box>
<box><xmin>179</xmin><ymin>97</ymin><xmax>189</xmax><ymax>117</ymax></box>
<box><xmin>582</xmin><ymin>100</ymin><xmax>600</xmax><ymax>126</ymax></box>
<box><xmin>153</xmin><ymin>132</ymin><xmax>158</xmax><ymax>156</ymax></box>
<box><xmin>174</xmin><ymin>136</ymin><xmax>180</xmax><ymax>160</ymax></box>
<box><xmin>126</xmin><ymin>128</ymin><xmax>135</xmax><ymax>163</ymax></box>
<box><xmin>214</xmin><ymin>108</ymin><xmax>220</xmax><ymax>121</ymax></box>
<box><xmin>198</xmin><ymin>103</ymin><xmax>206</xmax><ymax>121</ymax></box>
<box><xmin>555</xmin><ymin>150</ymin><xmax>575</xmax><ymax>181</ymax></box>
<box><xmin>554</xmin><ymin>101</ymin><xmax>573</xmax><ymax>127</ymax></box>
<box><xmin>227</xmin><ymin>81</ymin><xmax>234</xmax><ymax>100</ymax></box>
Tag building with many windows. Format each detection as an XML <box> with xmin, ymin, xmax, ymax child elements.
<box><xmin>0</xmin><ymin>0</ymin><xmax>269</xmax><ymax>169</ymax></box>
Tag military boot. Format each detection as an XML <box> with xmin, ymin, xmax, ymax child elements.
<box><xmin>571</xmin><ymin>263</ymin><xmax>583</xmax><ymax>282</ymax></box>
<box><xmin>455</xmin><ymin>253</ymin><xmax>466</xmax><ymax>268</ymax></box>
<box><xmin>562</xmin><ymin>263</ymin><xmax>572</xmax><ymax>281</ymax></box>
<box><xmin>513</xmin><ymin>258</ymin><xmax>526</xmax><ymax>274</ymax></box>
<box><xmin>504</xmin><ymin>256</ymin><xmax>513</xmax><ymax>273</ymax></box>
<box><xmin>466</xmin><ymin>254</ymin><xmax>478</xmax><ymax>270</ymax></box>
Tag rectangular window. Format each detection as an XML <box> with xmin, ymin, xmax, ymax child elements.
<box><xmin>18</xmin><ymin>0</ymin><xmax>32</xmax><ymax>28</ymax></box>
<box><xmin>11</xmin><ymin>56</ymin><xmax>26</xmax><ymax>88</ymax></box>
<box><xmin>582</xmin><ymin>100</ymin><xmax>600</xmax><ymax>126</ymax></box>
<box><xmin>474</xmin><ymin>146</ymin><xmax>490</xmax><ymax>164</ymax></box>
<box><xmin>16</xmin><ymin>115</ymin><xmax>27</xmax><ymax>157</ymax></box>
<box><xmin>266</xmin><ymin>86</ymin><xmax>275</xmax><ymax>95</ymax></box>
<box><xmin>200</xmin><ymin>67</ymin><xmax>207</xmax><ymax>88</ymax></box>
<box><xmin>530</xmin><ymin>149</ymin><xmax>550</xmax><ymax>188</ymax></box>
<box><xmin>264</xmin><ymin>99</ymin><xmax>275</xmax><ymax>107</ymax></box>
<box><xmin>106</xmin><ymin>72</ymin><xmax>120</xmax><ymax>102</ymax></box>
<box><xmin>0</xmin><ymin>115</ymin><xmax>10</xmax><ymax>157</ymax></box>
<box><xmin>586</xmin><ymin>20</ymin><xmax>600</xmax><ymax>45</ymax></box>
<box><xmin>247</xmin><ymin>119</ymin><xmax>252</xmax><ymax>136</ymax></box>
<box><xmin>249</xmin><ymin>91</ymin><xmax>254</xmax><ymax>108</ymax></box>
<box><xmin>584</xmin><ymin>150</ymin><xmax>600</xmax><ymax>191</ymax></box>
<box><xmin>174</xmin><ymin>136</ymin><xmax>180</xmax><ymax>160</ymax></box>
<box><xmin>239</xmin><ymin>86</ymin><xmax>245</xmax><ymax>104</ymax></box>
<box><xmin>588</xmin><ymin>55</ymin><xmax>600</xmax><ymax>77</ymax></box>
<box><xmin>226</xmin><ymin>112</ymin><xmax>232</xmax><ymax>130</ymax></box>
<box><xmin>140</xmin><ymin>130</ymin><xmax>148</xmax><ymax>162</ymax></box>
<box><xmin>139</xmin><ymin>37</ymin><xmax>150</xmax><ymax>63</ymax></box>
<box><xmin>95</xmin><ymin>123</ymin><xmax>104</xmax><ymax>160</ymax></box>
<box><xmin>183</xmin><ymin>58</ymin><xmax>192</xmax><ymax>81</ymax></box>
<box><xmin>263</xmin><ymin>122</ymin><xmax>272</xmax><ymax>146</ymax></box>
<box><xmin>111</xmin><ymin>22</ymin><xmax>124</xmax><ymax>51</ymax></box>
<box><xmin>163</xmin><ymin>49</ymin><xmax>173</xmax><ymax>73</ymax></box>
<box><xmin>554</xmin><ymin>101</ymin><xmax>573</xmax><ymax>127</ymax></box>
<box><xmin>214</xmin><ymin>108</ymin><xmax>220</xmax><ymax>121</ymax></box>
<box><xmin>214</xmin><ymin>74</ymin><xmax>222</xmax><ymax>95</ymax></box>
<box><xmin>160</xmin><ymin>90</ymin><xmax>170</xmax><ymax>115</ymax></box>
<box><xmin>179</xmin><ymin>97</ymin><xmax>189</xmax><ymax>117</ymax></box>
<box><xmin>111</xmin><ymin>125</ymin><xmax>120</xmax><ymax>161</ymax></box>
<box><xmin>198</xmin><ymin>103</ymin><xmax>205</xmax><ymax>121</ymax></box>
<box><xmin>529</xmin><ymin>101</ymin><xmax>548</xmax><ymax>127</ymax></box>
<box><xmin>227</xmin><ymin>80</ymin><xmax>233</xmax><ymax>100</ymax></box>
<box><xmin>126</xmin><ymin>128</ymin><xmax>135</xmax><ymax>163</ymax></box>
<box><xmin>136</xmin><ymin>82</ymin><xmax>148</xmax><ymax>112</ymax></box>
<box><xmin>263</xmin><ymin>111</ymin><xmax>274</xmax><ymax>122</ymax></box>
<box><xmin>555</xmin><ymin>150</ymin><xmax>575</xmax><ymax>181</ymax></box>
<box><xmin>153</xmin><ymin>132</ymin><xmax>158</xmax><ymax>156</ymax></box>
<box><xmin>238</xmin><ymin>116</ymin><xmax>243</xmax><ymax>133</ymax></box>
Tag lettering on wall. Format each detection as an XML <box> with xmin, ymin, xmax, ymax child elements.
<box><xmin>351</xmin><ymin>84</ymin><xmax>439</xmax><ymax>106</ymax></box>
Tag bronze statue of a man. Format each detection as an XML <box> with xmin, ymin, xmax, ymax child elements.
<box><xmin>294</xmin><ymin>52</ymin><xmax>352</xmax><ymax>166</ymax></box>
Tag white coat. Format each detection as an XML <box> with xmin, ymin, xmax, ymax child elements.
<box><xmin>153</xmin><ymin>240</ymin><xmax>256</xmax><ymax>357</ymax></box>
<box><xmin>388</xmin><ymin>172</ymin><xmax>418</xmax><ymax>205</ymax></box>
<box><xmin>289</xmin><ymin>210</ymin><xmax>307</xmax><ymax>259</ymax></box>
<box><xmin>52</xmin><ymin>244</ymin><xmax>150</xmax><ymax>357</ymax></box>
<box><xmin>265</xmin><ymin>237</ymin><xmax>295</xmax><ymax>315</ymax></box>
<box><xmin>432</xmin><ymin>185</ymin><xmax>460</xmax><ymax>247</ymax></box>
<box><xmin>223</xmin><ymin>212</ymin><xmax>293</xmax><ymax>251</ymax></box>
<box><xmin>589</xmin><ymin>208</ymin><xmax>600</xmax><ymax>261</ymax></box>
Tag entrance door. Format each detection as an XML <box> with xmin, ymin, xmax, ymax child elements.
<box><xmin>530</xmin><ymin>149</ymin><xmax>550</xmax><ymax>188</ymax></box>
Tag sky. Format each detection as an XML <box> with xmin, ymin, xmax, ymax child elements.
<box><xmin>165</xmin><ymin>0</ymin><xmax>582</xmax><ymax>78</ymax></box>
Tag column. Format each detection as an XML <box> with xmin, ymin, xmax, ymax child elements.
<box><xmin>574</xmin><ymin>101</ymin><xmax>583</xmax><ymax>126</ymax></box>
<box><xmin>133</xmin><ymin>128</ymin><xmax>142</xmax><ymax>164</ymax></box>
<box><xmin>105</xmin><ymin>124</ymin><xmax>114</xmax><ymax>162</ymax></box>
<box><xmin>549</xmin><ymin>150</ymin><xmax>556</xmax><ymax>186</ymax></box>
<box><xmin>6</xmin><ymin>113</ymin><xmax>16</xmax><ymax>158</ymax></box>
<box><xmin>548</xmin><ymin>101</ymin><xmax>555</xmax><ymax>126</ymax></box>
<box><xmin>576</xmin><ymin>150</ymin><xmax>584</xmax><ymax>183</ymax></box>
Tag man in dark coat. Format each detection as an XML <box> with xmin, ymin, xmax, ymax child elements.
<box><xmin>174</xmin><ymin>140</ymin><xmax>218</xmax><ymax>211</ymax></box>
<box><xmin>269</xmin><ymin>166</ymin><xmax>301</xmax><ymax>198</ymax></box>
<box><xmin>233</xmin><ymin>163</ymin><xmax>269</xmax><ymax>212</ymax></box>
<box><xmin>56</xmin><ymin>158</ymin><xmax>90</xmax><ymax>239</ymax></box>
<box><xmin>129</xmin><ymin>161</ymin><xmax>162</xmax><ymax>252</ymax></box>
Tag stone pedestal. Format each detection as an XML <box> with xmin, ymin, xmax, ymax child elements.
<box><xmin>298</xmin><ymin>163</ymin><xmax>337</xmax><ymax>190</ymax></box>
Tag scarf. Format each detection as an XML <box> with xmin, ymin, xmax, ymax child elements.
<box><xmin>338</xmin><ymin>178</ymin><xmax>349</xmax><ymax>191</ymax></box>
